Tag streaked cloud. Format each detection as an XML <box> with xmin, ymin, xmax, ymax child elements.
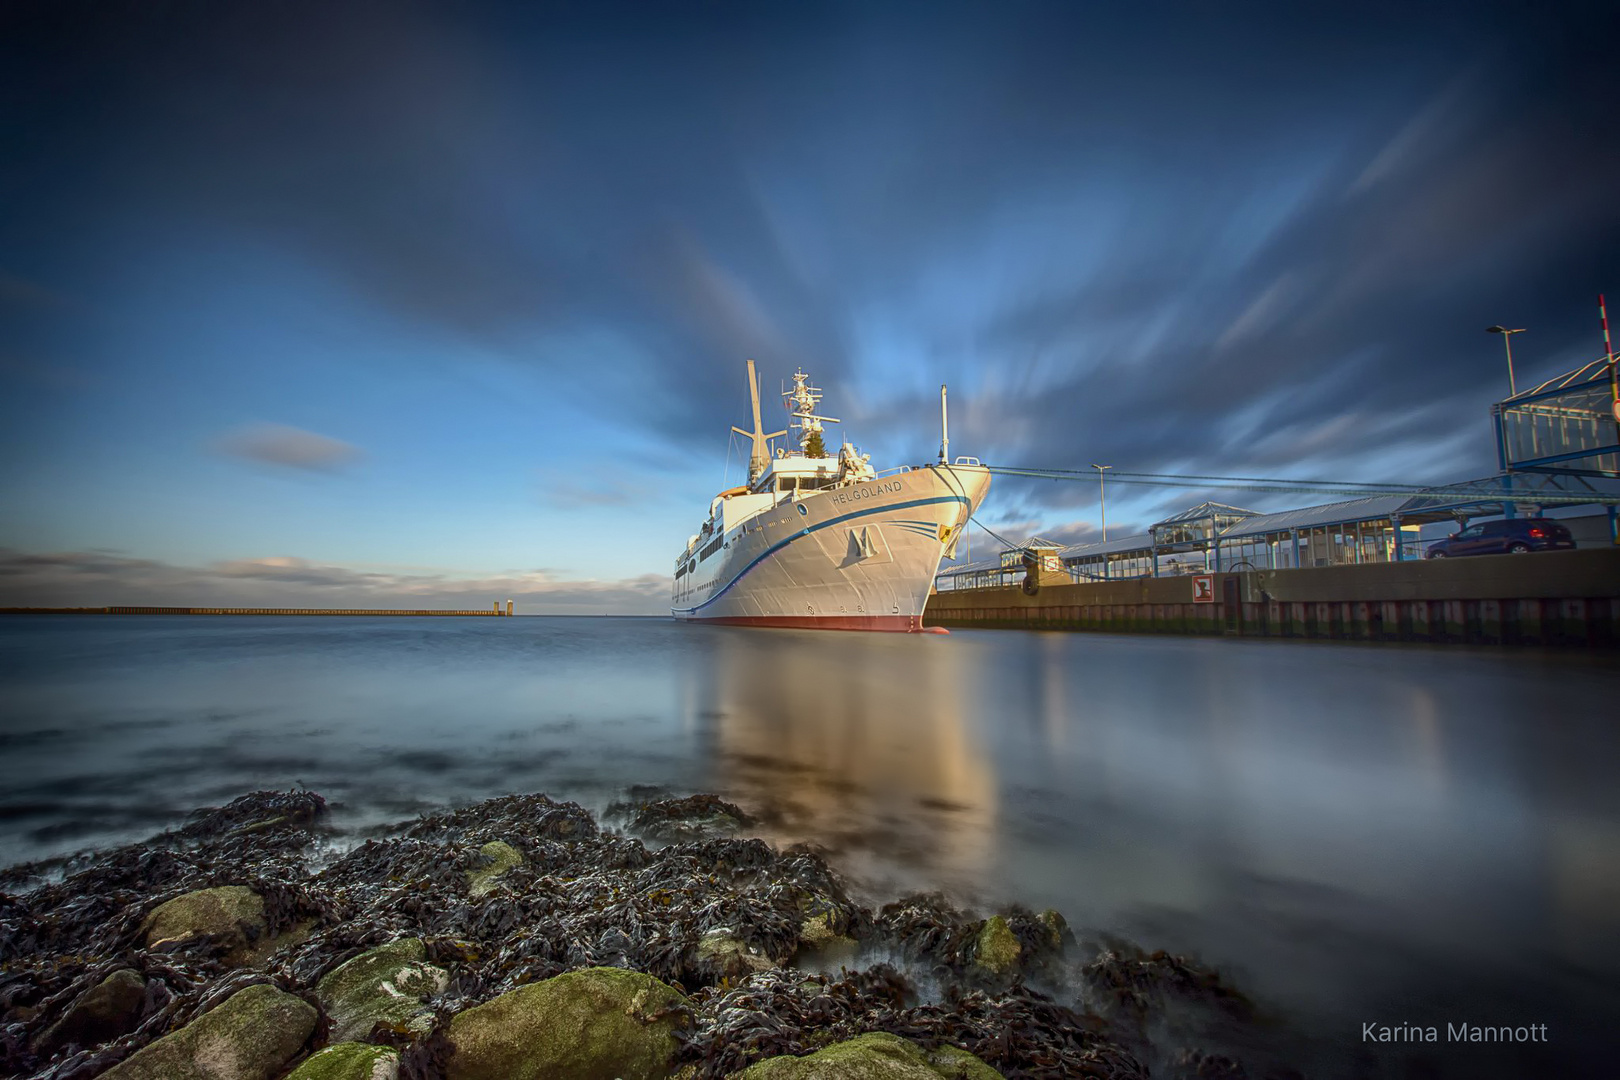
<box><xmin>3</xmin><ymin>3</ymin><xmax>1618</xmax><ymax>584</ymax></box>
<box><xmin>215</xmin><ymin>423</ymin><xmax>363</xmax><ymax>472</ymax></box>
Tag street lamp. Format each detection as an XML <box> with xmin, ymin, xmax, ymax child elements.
<box><xmin>1091</xmin><ymin>464</ymin><xmax>1113</xmax><ymax>543</ymax></box>
<box><xmin>1486</xmin><ymin>326</ymin><xmax>1526</xmax><ymax>396</ymax></box>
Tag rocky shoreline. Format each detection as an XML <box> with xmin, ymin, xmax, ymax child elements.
<box><xmin>0</xmin><ymin>790</ymin><xmax>1301</xmax><ymax>1079</ymax></box>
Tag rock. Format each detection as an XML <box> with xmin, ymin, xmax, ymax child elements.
<box><xmin>628</xmin><ymin>794</ymin><xmax>752</xmax><ymax>843</ymax></box>
<box><xmin>695</xmin><ymin>928</ymin><xmax>775</xmax><ymax>981</ymax></box>
<box><xmin>1170</xmin><ymin>1049</ymin><xmax>1248</xmax><ymax>1080</ymax></box>
<box><xmin>315</xmin><ymin>938</ymin><xmax>448</xmax><ymax>1042</ymax></box>
<box><xmin>98</xmin><ymin>983</ymin><xmax>316</xmax><ymax>1080</ymax></box>
<box><xmin>734</xmin><ymin>1031</ymin><xmax>1003</xmax><ymax>1079</ymax></box>
<box><xmin>971</xmin><ymin>915</ymin><xmax>1021</xmax><ymax>977</ymax></box>
<box><xmin>33</xmin><ymin>968</ymin><xmax>147</xmax><ymax>1055</ymax></box>
<box><xmin>446</xmin><ymin>966</ymin><xmax>689</xmax><ymax>1080</ymax></box>
<box><xmin>796</xmin><ymin>913</ymin><xmax>859</xmax><ymax>966</ymax></box>
<box><xmin>1035</xmin><ymin>909</ymin><xmax>1068</xmax><ymax>952</ymax></box>
<box><xmin>467</xmin><ymin>841</ymin><xmax>523</xmax><ymax>898</ymax></box>
<box><xmin>141</xmin><ymin>886</ymin><xmax>269</xmax><ymax>965</ymax></box>
<box><xmin>285</xmin><ymin>1042</ymin><xmax>400</xmax><ymax>1080</ymax></box>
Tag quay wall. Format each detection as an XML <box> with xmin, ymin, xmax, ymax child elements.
<box><xmin>924</xmin><ymin>548</ymin><xmax>1620</xmax><ymax>646</ymax></box>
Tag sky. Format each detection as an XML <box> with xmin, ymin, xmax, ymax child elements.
<box><xmin>3</xmin><ymin>0</ymin><xmax>1618</xmax><ymax>612</ymax></box>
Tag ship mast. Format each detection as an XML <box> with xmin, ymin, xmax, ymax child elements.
<box><xmin>783</xmin><ymin>369</ymin><xmax>840</xmax><ymax>454</ymax></box>
<box><xmin>730</xmin><ymin>359</ymin><xmax>786</xmax><ymax>483</ymax></box>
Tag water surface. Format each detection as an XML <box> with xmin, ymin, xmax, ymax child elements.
<box><xmin>2</xmin><ymin>615</ymin><xmax>1616</xmax><ymax>1077</ymax></box>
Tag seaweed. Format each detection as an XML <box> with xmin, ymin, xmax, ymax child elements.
<box><xmin>1</xmin><ymin>789</ymin><xmax>1295</xmax><ymax>1080</ymax></box>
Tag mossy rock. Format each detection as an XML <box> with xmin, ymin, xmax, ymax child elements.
<box><xmin>972</xmin><ymin>916</ymin><xmax>1021</xmax><ymax>977</ymax></box>
<box><xmin>315</xmin><ymin>938</ymin><xmax>448</xmax><ymax>1042</ymax></box>
<box><xmin>467</xmin><ymin>841</ymin><xmax>524</xmax><ymax>897</ymax></box>
<box><xmin>142</xmin><ymin>886</ymin><xmax>267</xmax><ymax>962</ymax></box>
<box><xmin>796</xmin><ymin>914</ymin><xmax>858</xmax><ymax>966</ymax></box>
<box><xmin>1034</xmin><ymin>909</ymin><xmax>1069</xmax><ymax>952</ymax></box>
<box><xmin>285</xmin><ymin>1042</ymin><xmax>399</xmax><ymax>1080</ymax></box>
<box><xmin>97</xmin><ymin>983</ymin><xmax>316</xmax><ymax>1080</ymax></box>
<box><xmin>33</xmin><ymin>967</ymin><xmax>146</xmax><ymax>1054</ymax></box>
<box><xmin>734</xmin><ymin>1032</ymin><xmax>1003</xmax><ymax>1079</ymax></box>
<box><xmin>695</xmin><ymin>929</ymin><xmax>775</xmax><ymax>981</ymax></box>
<box><xmin>446</xmin><ymin>966</ymin><xmax>689</xmax><ymax>1080</ymax></box>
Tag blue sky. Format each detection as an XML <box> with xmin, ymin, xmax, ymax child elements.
<box><xmin>3</xmin><ymin>1</ymin><xmax>1618</xmax><ymax>611</ymax></box>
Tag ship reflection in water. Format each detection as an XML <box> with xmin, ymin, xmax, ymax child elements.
<box><xmin>2</xmin><ymin>615</ymin><xmax>1617</xmax><ymax>1076</ymax></box>
<box><xmin>681</xmin><ymin>624</ymin><xmax>1000</xmax><ymax>892</ymax></box>
<box><xmin>679</xmin><ymin>626</ymin><xmax>1620</xmax><ymax>1077</ymax></box>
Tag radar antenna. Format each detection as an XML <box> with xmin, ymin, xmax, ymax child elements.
<box><xmin>782</xmin><ymin>368</ymin><xmax>841</xmax><ymax>454</ymax></box>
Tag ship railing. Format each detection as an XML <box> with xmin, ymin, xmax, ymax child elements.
<box><xmin>875</xmin><ymin>457</ymin><xmax>982</xmax><ymax>478</ymax></box>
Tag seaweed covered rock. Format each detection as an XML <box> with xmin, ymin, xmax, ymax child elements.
<box><xmin>98</xmin><ymin>982</ymin><xmax>316</xmax><ymax>1080</ymax></box>
<box><xmin>177</xmin><ymin>789</ymin><xmax>329</xmax><ymax>839</ymax></box>
<box><xmin>3</xmin><ymin>789</ymin><xmax>1274</xmax><ymax>1080</ymax></box>
<box><xmin>466</xmin><ymin>841</ymin><xmax>524</xmax><ymax>898</ymax></box>
<box><xmin>446</xmin><ymin>966</ymin><xmax>689</xmax><ymax>1080</ymax></box>
<box><xmin>285</xmin><ymin>1042</ymin><xmax>400</xmax><ymax>1080</ymax></box>
<box><xmin>970</xmin><ymin>916</ymin><xmax>1021</xmax><ymax>978</ymax></box>
<box><xmin>315</xmin><ymin>937</ymin><xmax>448</xmax><ymax>1042</ymax></box>
<box><xmin>627</xmin><ymin>794</ymin><xmax>753</xmax><ymax>843</ymax></box>
<box><xmin>141</xmin><ymin>885</ymin><xmax>274</xmax><ymax>964</ymax></box>
<box><xmin>1035</xmin><ymin>908</ymin><xmax>1069</xmax><ymax>951</ymax></box>
<box><xmin>796</xmin><ymin>912</ymin><xmax>859</xmax><ymax>965</ymax></box>
<box><xmin>694</xmin><ymin>928</ymin><xmax>776</xmax><ymax>981</ymax></box>
<box><xmin>734</xmin><ymin>1031</ymin><xmax>1004</xmax><ymax>1079</ymax></box>
<box><xmin>31</xmin><ymin>967</ymin><xmax>147</xmax><ymax>1055</ymax></box>
<box><xmin>1083</xmin><ymin>942</ymin><xmax>1255</xmax><ymax>1031</ymax></box>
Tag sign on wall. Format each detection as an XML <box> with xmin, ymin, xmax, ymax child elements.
<box><xmin>1192</xmin><ymin>575</ymin><xmax>1215</xmax><ymax>603</ymax></box>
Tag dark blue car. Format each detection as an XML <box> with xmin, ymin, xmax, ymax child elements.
<box><xmin>1426</xmin><ymin>518</ymin><xmax>1576</xmax><ymax>558</ymax></box>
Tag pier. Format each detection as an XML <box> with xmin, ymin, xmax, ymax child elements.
<box><xmin>925</xmin><ymin>548</ymin><xmax>1620</xmax><ymax>646</ymax></box>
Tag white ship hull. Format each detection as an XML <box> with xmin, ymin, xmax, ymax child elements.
<box><xmin>672</xmin><ymin>463</ymin><xmax>990</xmax><ymax>632</ymax></box>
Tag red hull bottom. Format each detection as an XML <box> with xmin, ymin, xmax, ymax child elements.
<box><xmin>685</xmin><ymin>613</ymin><xmax>925</xmax><ymax>632</ymax></box>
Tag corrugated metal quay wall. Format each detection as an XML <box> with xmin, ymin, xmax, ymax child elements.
<box><xmin>924</xmin><ymin>548</ymin><xmax>1620</xmax><ymax>647</ymax></box>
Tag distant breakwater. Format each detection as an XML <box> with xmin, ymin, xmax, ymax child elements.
<box><xmin>1</xmin><ymin>605</ymin><xmax>516</xmax><ymax>617</ymax></box>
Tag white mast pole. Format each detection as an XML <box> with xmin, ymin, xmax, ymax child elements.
<box><xmin>939</xmin><ymin>383</ymin><xmax>949</xmax><ymax>464</ymax></box>
<box><xmin>747</xmin><ymin>359</ymin><xmax>767</xmax><ymax>481</ymax></box>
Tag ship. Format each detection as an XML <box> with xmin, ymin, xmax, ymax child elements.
<box><xmin>671</xmin><ymin>361</ymin><xmax>991</xmax><ymax>631</ymax></box>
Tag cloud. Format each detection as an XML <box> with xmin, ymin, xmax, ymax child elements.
<box><xmin>532</xmin><ymin>468</ymin><xmax>653</xmax><ymax>509</ymax></box>
<box><xmin>0</xmin><ymin>548</ymin><xmax>670</xmax><ymax>615</ymax></box>
<box><xmin>7</xmin><ymin>2</ymin><xmax>1620</xmax><ymax>549</ymax></box>
<box><xmin>215</xmin><ymin>423</ymin><xmax>363</xmax><ymax>472</ymax></box>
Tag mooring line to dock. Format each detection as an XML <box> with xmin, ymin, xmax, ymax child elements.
<box><xmin>981</xmin><ymin>465</ymin><xmax>1620</xmax><ymax>505</ymax></box>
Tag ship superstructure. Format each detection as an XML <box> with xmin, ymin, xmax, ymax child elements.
<box><xmin>671</xmin><ymin>362</ymin><xmax>990</xmax><ymax>631</ymax></box>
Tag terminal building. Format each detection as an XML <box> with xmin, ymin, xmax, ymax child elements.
<box><xmin>936</xmin><ymin>352</ymin><xmax>1620</xmax><ymax>592</ymax></box>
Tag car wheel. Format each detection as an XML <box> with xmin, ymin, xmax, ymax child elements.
<box><xmin>1428</xmin><ymin>550</ymin><xmax>1446</xmax><ymax>559</ymax></box>
<box><xmin>1507</xmin><ymin>542</ymin><xmax>1530</xmax><ymax>554</ymax></box>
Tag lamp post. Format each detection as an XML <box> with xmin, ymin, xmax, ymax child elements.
<box><xmin>1487</xmin><ymin>326</ymin><xmax>1526</xmax><ymax>396</ymax></box>
<box><xmin>1091</xmin><ymin>464</ymin><xmax>1112</xmax><ymax>542</ymax></box>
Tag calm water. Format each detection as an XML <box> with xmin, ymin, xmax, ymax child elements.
<box><xmin>2</xmin><ymin>615</ymin><xmax>1617</xmax><ymax>1077</ymax></box>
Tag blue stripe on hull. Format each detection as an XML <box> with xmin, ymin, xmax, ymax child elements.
<box><xmin>672</xmin><ymin>493</ymin><xmax>967</xmax><ymax>616</ymax></box>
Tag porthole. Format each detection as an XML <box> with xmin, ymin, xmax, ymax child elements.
<box><xmin>797</xmin><ymin>504</ymin><xmax>808</xmax><ymax>516</ymax></box>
